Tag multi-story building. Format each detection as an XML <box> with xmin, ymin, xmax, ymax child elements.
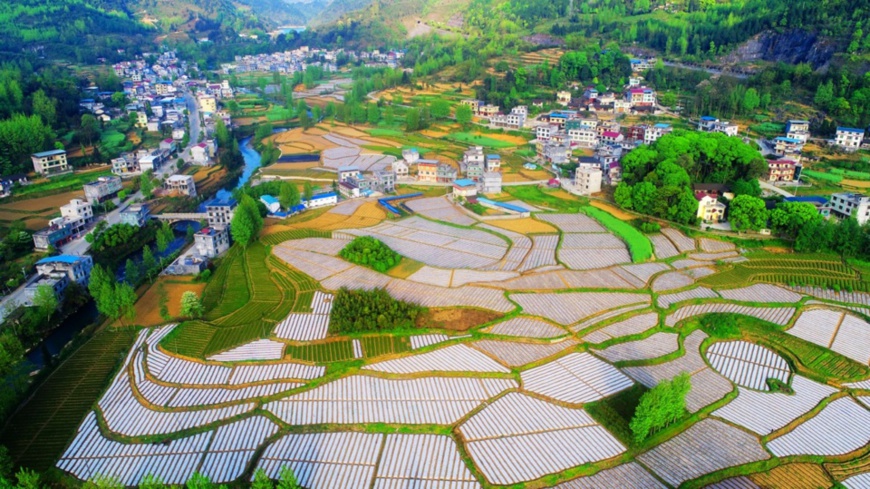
<box><xmin>417</xmin><ymin>161</ymin><xmax>439</xmax><ymax>182</ymax></box>
<box><xmin>436</xmin><ymin>164</ymin><xmax>458</xmax><ymax>183</ymax></box>
<box><xmin>767</xmin><ymin>159</ymin><xmax>797</xmax><ymax>182</ymax></box>
<box><xmin>198</xmin><ymin>94</ymin><xmax>217</xmax><ymax>114</ymax></box>
<box><xmin>462</xmin><ymin>146</ymin><xmax>485</xmax><ymax>179</ymax></box>
<box><xmin>31</xmin><ymin>150</ymin><xmax>70</xmax><ymax>176</ymax></box>
<box><xmin>453</xmin><ymin>179</ymin><xmax>478</xmax><ymax>198</ymax></box>
<box><xmin>830</xmin><ymin>193</ymin><xmax>870</xmax><ymax>225</ymax></box>
<box><xmin>120</xmin><ymin>203</ymin><xmax>150</xmax><ymax>227</ymax></box>
<box><xmin>459</xmin><ymin>99</ymin><xmax>482</xmax><ymax>114</ymax></box>
<box><xmin>785</xmin><ymin>120</ymin><xmax>810</xmax><ymax>134</ymax></box>
<box><xmin>374</xmin><ymin>169</ymin><xmax>396</xmax><ymax>193</ymax></box>
<box><xmin>568</xmin><ymin>127</ymin><xmax>599</xmax><ymax>148</ymax></box>
<box><xmin>32</xmin><ymin>218</ymin><xmax>73</xmax><ymax>251</ymax></box>
<box><xmin>600</xmin><ymin>131</ymin><xmax>625</xmax><ymax>145</ymax></box>
<box><xmin>83</xmin><ymin>176</ymin><xmax>123</xmax><ymax>204</ymax></box>
<box><xmin>696</xmin><ymin>193</ymin><xmax>727</xmax><ymax>223</ymax></box>
<box><xmin>478</xmin><ymin>104</ymin><xmax>500</xmax><ymax>118</ymax></box>
<box><xmin>556</xmin><ymin>91</ymin><xmax>572</xmax><ymax>106</ymax></box>
<box><xmin>774</xmin><ymin>137</ymin><xmax>804</xmax><ymax>157</ymax></box>
<box><xmin>59</xmin><ymin>199</ymin><xmax>94</xmax><ymax>235</ymax></box>
<box><xmin>479</xmin><ymin>171</ymin><xmax>503</xmax><ymax>194</ymax></box>
<box><xmin>111</xmin><ymin>157</ymin><xmax>137</xmax><ymax>175</ymax></box>
<box><xmin>645</xmin><ymin>123</ymin><xmax>672</xmax><ymax>145</ymax></box>
<box><xmin>835</xmin><ymin>127</ymin><xmax>865</xmax><ymax>151</ymax></box>
<box><xmin>485</xmin><ymin>154</ymin><xmax>501</xmax><ymax>172</ymax></box>
<box><xmin>205</xmin><ymin>198</ymin><xmax>236</xmax><ymax>230</ymax></box>
<box><xmin>338</xmin><ymin>166</ymin><xmax>361</xmax><ymax>182</ymax></box>
<box><xmin>164</xmin><ymin>174</ymin><xmax>197</xmax><ymax>196</ymax></box>
<box><xmin>573</xmin><ymin>167</ymin><xmax>602</xmax><ymax>195</ymax></box>
<box><xmin>393</xmin><ymin>160</ymin><xmax>409</xmax><ymax>178</ymax></box>
<box><xmin>536</xmin><ymin>125</ymin><xmax>558</xmax><ymax>141</ymax></box>
<box><xmin>35</xmin><ymin>255</ymin><xmax>94</xmax><ymax>286</ymax></box>
<box><xmin>700</xmin><ymin>119</ymin><xmax>739</xmax><ymax>137</ymax></box>
<box><xmin>23</xmin><ymin>275</ymin><xmax>68</xmax><ymax>307</ymax></box>
<box><xmin>194</xmin><ymin>227</ymin><xmax>231</xmax><ymax>258</ymax></box>
<box><xmin>625</xmin><ymin>87</ymin><xmax>656</xmax><ymax>107</ymax></box>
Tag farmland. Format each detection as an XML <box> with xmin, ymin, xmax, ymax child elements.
<box><xmin>14</xmin><ymin>189</ymin><xmax>870</xmax><ymax>488</ymax></box>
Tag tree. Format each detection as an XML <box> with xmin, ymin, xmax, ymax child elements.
<box><xmin>156</xmin><ymin>221</ymin><xmax>174</xmax><ymax>252</ymax></box>
<box><xmin>770</xmin><ymin>201</ymin><xmax>820</xmax><ymax>238</ymax></box>
<box><xmin>742</xmin><ymin>88</ymin><xmax>760</xmax><ymax>113</ymax></box>
<box><xmin>279</xmin><ymin>182</ymin><xmax>300</xmax><ymax>209</ymax></box>
<box><xmin>32</xmin><ymin>285</ymin><xmax>58</xmax><ymax>322</ymax></box>
<box><xmin>158</xmin><ymin>282</ymin><xmax>171</xmax><ymax>321</ymax></box>
<box><xmin>631</xmin><ymin>182</ymin><xmax>657</xmax><ymax>214</ymax></box>
<box><xmin>455</xmin><ymin>104</ymin><xmax>472</xmax><ymax>128</ymax></box>
<box><xmin>79</xmin><ymin>114</ymin><xmax>100</xmax><ymax>150</ymax></box>
<box><xmin>303</xmin><ymin>182</ymin><xmax>314</xmax><ymax>203</ymax></box>
<box><xmin>277</xmin><ymin>466</ymin><xmax>298</xmax><ymax>489</ymax></box>
<box><xmin>214</xmin><ymin>118</ymin><xmax>231</xmax><ymax>148</ymax></box>
<box><xmin>140</xmin><ymin>171</ymin><xmax>155</xmax><ymax>199</ymax></box>
<box><xmin>405</xmin><ymin>108</ymin><xmax>421</xmax><ymax>132</ymax></box>
<box><xmin>180</xmin><ymin>291</ymin><xmax>204</xmax><ymax>319</ymax></box>
<box><xmin>728</xmin><ymin>195</ymin><xmax>768</xmax><ymax>231</ymax></box>
<box><xmin>115</xmin><ymin>283</ymin><xmax>138</xmax><ymax>325</ymax></box>
<box><xmin>186</xmin><ymin>472</ymin><xmax>213</xmax><ymax>489</ymax></box>
<box><xmin>366</xmin><ymin>103</ymin><xmax>380</xmax><ymax>125</ymax></box>
<box><xmin>732</xmin><ymin>178</ymin><xmax>761</xmax><ymax>197</ymax></box>
<box><xmin>629</xmin><ymin>372</ymin><xmax>691</xmax><ymax>443</ymax></box>
<box><xmin>613</xmin><ymin>182</ymin><xmax>633</xmax><ymax>210</ymax></box>
<box><xmin>430</xmin><ymin>99</ymin><xmax>450</xmax><ymax>119</ymax></box>
<box><xmin>31</xmin><ymin>89</ymin><xmax>56</xmax><ymax>127</ymax></box>
<box><xmin>252</xmin><ymin>469</ymin><xmax>274</xmax><ymax>489</ymax></box>
<box><xmin>142</xmin><ymin>245</ymin><xmax>158</xmax><ymax>278</ymax></box>
<box><xmin>231</xmin><ymin>194</ymin><xmax>263</xmax><ymax>247</ymax></box>
<box><xmin>125</xmin><ymin>258</ymin><xmax>142</xmax><ymax>286</ymax></box>
<box><xmin>140</xmin><ymin>474</ymin><xmax>167</xmax><ymax>489</ymax></box>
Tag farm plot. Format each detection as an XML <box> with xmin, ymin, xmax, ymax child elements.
<box><xmin>718</xmin><ymin>284</ymin><xmax>803</xmax><ymax>303</ymax></box>
<box><xmin>537</xmin><ymin>213</ymin><xmax>606</xmax><ymax>233</ymax></box>
<box><xmin>559</xmin><ymin>246</ymin><xmax>632</xmax><ymax>270</ymax></box>
<box><xmin>475</xmin><ymin>223</ymin><xmax>531</xmax><ymax>271</ymax></box>
<box><xmin>649</xmin><ymin>234</ymin><xmax>680</xmax><ymax>259</ymax></box>
<box><xmin>651</xmin><ymin>271</ymin><xmax>695</xmax><ymax>292</ymax></box>
<box><xmin>512</xmin><ymin>292</ymin><xmax>650</xmax><ymax>325</ymax></box>
<box><xmin>264</xmin><ymin>376</ymin><xmax>517</xmax><ymax>425</ymax></box>
<box><xmin>406</xmin><ymin>266</ymin><xmax>453</xmax><ymax>287</ymax></box>
<box><xmin>256</xmin><ymin>432</ymin><xmax>382</xmax><ymax>489</ymax></box>
<box><xmin>487</xmin><ymin>270</ymin><xmax>566</xmax><ymax>290</ymax></box>
<box><xmin>788</xmin><ymin>310</ymin><xmax>870</xmax><ymax>364</ymax></box>
<box><xmin>450</xmin><ymin>269</ymin><xmax>519</xmax><ymax>287</ymax></box>
<box><xmin>790</xmin><ymin>286</ymin><xmax>870</xmax><ymax>306</ymax></box>
<box><xmin>748</xmin><ymin>463</ymin><xmax>834</xmax><ymax>489</ymax></box>
<box><xmin>459</xmin><ymin>393</ymin><xmax>625</xmax><ymax>485</ymax></box>
<box><xmin>582</xmin><ymin>312</ymin><xmax>659</xmax><ymax>343</ymax></box>
<box><xmin>712</xmin><ymin>376</ymin><xmax>838</xmax><ymax>435</ymax></box>
<box><xmin>665</xmin><ymin>303</ymin><xmax>795</xmax><ymax>327</ymax></box>
<box><xmin>374</xmin><ymin>434</ymin><xmax>478</xmax><ymax>488</ymax></box>
<box><xmin>229</xmin><ymin>362</ymin><xmax>325</xmax><ymax>384</ymax></box>
<box><xmin>844</xmin><ymin>474</ymin><xmax>870</xmax><ymax>489</ymax></box>
<box><xmin>624</xmin><ymin>331</ymin><xmax>733</xmax><ymax>412</ymax></box>
<box><xmin>619</xmin><ymin>263</ymin><xmax>672</xmax><ymax>285</ymax></box>
<box><xmin>683</xmin><ymin>266</ymin><xmax>716</xmax><ymax>279</ymax></box>
<box><xmin>278</xmin><ymin>237</ymin><xmax>349</xmax><ymax>256</ymax></box>
<box><xmin>344</xmin><ymin>217</ymin><xmax>508</xmax><ymax>269</ymax></box>
<box><xmin>657</xmin><ymin>287</ymin><xmax>720</xmax><ymax>308</ymax></box>
<box><xmin>689</xmin><ymin>251</ymin><xmax>739</xmax><ymax>261</ymax></box>
<box><xmin>146</xmin><ymin>327</ymin><xmax>232</xmax><ymax>384</ymax></box>
<box><xmin>552</xmin><ymin>463</ymin><xmax>666</xmax><ymax>489</ymax></box>
<box><xmin>699</xmin><ymin>237</ymin><xmax>736</xmax><ymax>252</ymax></box>
<box><xmin>572</xmin><ymin>304</ymin><xmax>652</xmax><ymax>333</ymax></box>
<box><xmin>518</xmin><ymin>234</ymin><xmax>559</xmax><ymax>271</ymax></box>
<box><xmin>472</xmin><ymin>339</ymin><xmax>578</xmax><ymax>367</ymax></box>
<box><xmin>273</xmin><ymin>246</ymin><xmax>353</xmax><ymax>280</ymax></box>
<box><xmin>521</xmin><ymin>353</ymin><xmax>633</xmax><ymax>404</ymax></box>
<box><xmin>706</xmin><ymin>341</ymin><xmax>792</xmax><ymax>390</ymax></box>
<box><xmin>596</xmin><ymin>333</ymin><xmax>680</xmax><ymax>363</ymax></box>
<box><xmin>410</xmin><ymin>334</ymin><xmax>451</xmax><ymax>349</ymax></box>
<box><xmin>638</xmin><ymin>419</ymin><xmax>770</xmax><ymax>487</ymax></box>
<box><xmin>274</xmin><ymin>292</ymin><xmax>334</xmax><ymax>341</ymax></box>
<box><xmin>328</xmin><ymin>198</ymin><xmax>368</xmax><ymax>216</ymax></box>
<box><xmin>671</xmin><ymin>258</ymin><xmax>711</xmax><ymax>269</ymax></box>
<box><xmin>362</xmin><ymin>344</ymin><xmax>510</xmax><ymax>374</ymax></box>
<box><xmin>207</xmin><ymin>339</ymin><xmax>286</xmax><ymax>362</ymax></box>
<box><xmin>385</xmin><ymin>279</ymin><xmax>514</xmax><ymax>312</ymax></box>
<box><xmin>320</xmin><ymin>264</ymin><xmax>393</xmax><ymax>291</ymax></box>
<box><xmin>767</xmin><ymin>397</ymin><xmax>870</xmax><ymax>457</ymax></box>
<box><xmin>486</xmin><ymin>316</ymin><xmax>567</xmax><ymax>338</ymax></box>
<box><xmin>405</xmin><ymin>196</ymin><xmax>478</xmax><ymax>226</ymax></box>
<box><xmin>661</xmin><ymin>228</ymin><xmax>696</xmax><ymax>253</ymax></box>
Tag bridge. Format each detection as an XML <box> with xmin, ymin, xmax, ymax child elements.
<box><xmin>153</xmin><ymin>212</ymin><xmax>208</xmax><ymax>224</ymax></box>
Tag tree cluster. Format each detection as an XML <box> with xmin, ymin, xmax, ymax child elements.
<box><xmin>629</xmin><ymin>372</ymin><xmax>691</xmax><ymax>443</ymax></box>
<box><xmin>330</xmin><ymin>287</ymin><xmax>425</xmax><ymax>333</ymax></box>
<box><xmin>339</xmin><ymin>236</ymin><xmax>402</xmax><ymax>273</ymax></box>
<box><xmin>230</xmin><ymin>194</ymin><xmax>264</xmax><ymax>247</ymax></box>
<box><xmin>88</xmin><ymin>264</ymin><xmax>137</xmax><ymax>325</ymax></box>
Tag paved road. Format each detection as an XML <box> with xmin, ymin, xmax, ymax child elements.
<box><xmin>759</xmin><ymin>180</ymin><xmax>794</xmax><ymax>198</ymax></box>
<box><xmin>662</xmin><ymin>61</ymin><xmax>750</xmax><ymax>79</ymax></box>
<box><xmin>185</xmin><ymin>92</ymin><xmax>200</xmax><ymax>146</ymax></box>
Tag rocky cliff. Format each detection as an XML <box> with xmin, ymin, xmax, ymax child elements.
<box><xmin>721</xmin><ymin>29</ymin><xmax>838</xmax><ymax>69</ymax></box>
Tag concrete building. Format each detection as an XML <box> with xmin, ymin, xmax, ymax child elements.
<box><xmin>32</xmin><ymin>219</ymin><xmax>72</xmax><ymax>251</ymax></box>
<box><xmin>835</xmin><ymin>127</ymin><xmax>865</xmax><ymax>151</ymax></box>
<box><xmin>120</xmin><ymin>203</ymin><xmax>150</xmax><ymax>227</ymax></box>
<box><xmin>195</xmin><ymin>227</ymin><xmax>231</xmax><ymax>258</ymax></box>
<box><xmin>260</xmin><ymin>195</ymin><xmax>281</xmax><ymax>214</ymax></box>
<box><xmin>573</xmin><ymin>167</ymin><xmax>602</xmax><ymax>195</ymax></box>
<box><xmin>479</xmin><ymin>171</ymin><xmax>502</xmax><ymax>194</ymax></box>
<box><xmin>374</xmin><ymin>169</ymin><xmax>396</xmax><ymax>193</ymax></box>
<box><xmin>453</xmin><ymin>179</ymin><xmax>478</xmax><ymax>198</ymax></box>
<box><xmin>164</xmin><ymin>174</ymin><xmax>197</xmax><ymax>196</ymax></box>
<box><xmin>774</xmin><ymin>137</ymin><xmax>804</xmax><ymax>156</ymax></box>
<box><xmin>23</xmin><ymin>276</ymin><xmax>68</xmax><ymax>307</ymax></box>
<box><xmin>830</xmin><ymin>193</ymin><xmax>870</xmax><ymax>225</ymax></box>
<box><xmin>436</xmin><ymin>164</ymin><xmax>458</xmax><ymax>183</ymax></box>
<box><xmin>557</xmin><ymin>91</ymin><xmax>572</xmax><ymax>106</ymax></box>
<box><xmin>485</xmin><ymin>154</ymin><xmax>501</xmax><ymax>172</ymax></box>
<box><xmin>767</xmin><ymin>159</ymin><xmax>797</xmax><ymax>182</ymax></box>
<box><xmin>645</xmin><ymin>123</ymin><xmax>672</xmax><ymax>145</ymax></box>
<box><xmin>417</xmin><ymin>161</ymin><xmax>439</xmax><ymax>182</ymax></box>
<box><xmin>198</xmin><ymin>94</ymin><xmax>217</xmax><ymax>114</ymax></box>
<box><xmin>35</xmin><ymin>255</ymin><xmax>94</xmax><ymax>286</ymax></box>
<box><xmin>338</xmin><ymin>166</ymin><xmax>361</xmax><ymax>182</ymax></box>
<box><xmin>205</xmin><ymin>198</ymin><xmax>236</xmax><ymax>229</ymax></box>
<box><xmin>303</xmin><ymin>192</ymin><xmax>338</xmax><ymax>209</ymax></box>
<box><xmin>568</xmin><ymin>127</ymin><xmax>598</xmax><ymax>147</ymax></box>
<box><xmin>31</xmin><ymin>149</ymin><xmax>70</xmax><ymax>176</ymax></box>
<box><xmin>785</xmin><ymin>120</ymin><xmax>810</xmax><ymax>134</ymax></box>
<box><xmin>600</xmin><ymin>131</ymin><xmax>624</xmax><ymax>145</ymax></box>
<box><xmin>696</xmin><ymin>193</ymin><xmax>727</xmax><ymax>223</ymax></box>
<box><xmin>83</xmin><ymin>176</ymin><xmax>123</xmax><ymax>204</ymax></box>
<box><xmin>402</xmin><ymin>148</ymin><xmax>420</xmax><ymax>164</ymax></box>
<box><xmin>59</xmin><ymin>199</ymin><xmax>94</xmax><ymax>234</ymax></box>
<box><xmin>393</xmin><ymin>160</ymin><xmax>409</xmax><ymax>178</ymax></box>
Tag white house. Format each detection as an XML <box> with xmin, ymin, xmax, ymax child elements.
<box><xmin>573</xmin><ymin>167</ymin><xmax>602</xmax><ymax>195</ymax></box>
<box><xmin>393</xmin><ymin>160</ymin><xmax>409</xmax><ymax>178</ymax></box>
<box><xmin>260</xmin><ymin>195</ymin><xmax>281</xmax><ymax>214</ymax></box>
<box><xmin>303</xmin><ymin>192</ymin><xmax>338</xmax><ymax>209</ymax></box>
<box><xmin>830</xmin><ymin>192</ymin><xmax>870</xmax><ymax>225</ymax></box>
<box><xmin>835</xmin><ymin>127</ymin><xmax>865</xmax><ymax>151</ymax></box>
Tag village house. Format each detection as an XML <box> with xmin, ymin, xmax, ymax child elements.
<box><xmin>774</xmin><ymin>137</ymin><xmax>804</xmax><ymax>157</ymax></box>
<box><xmin>696</xmin><ymin>192</ymin><xmax>727</xmax><ymax>223</ymax></box>
<box><xmin>568</xmin><ymin>127</ymin><xmax>598</xmax><ymax>148</ymax></box>
<box><xmin>600</xmin><ymin>131</ymin><xmax>625</xmax><ymax>145</ymax></box>
<box><xmin>485</xmin><ymin>154</ymin><xmax>501</xmax><ymax>172</ymax></box>
<box><xmin>35</xmin><ymin>255</ymin><xmax>94</xmax><ymax>286</ymax></box>
<box><xmin>767</xmin><ymin>159</ymin><xmax>797</xmax><ymax>182</ymax></box>
<box><xmin>479</xmin><ymin>171</ymin><xmax>503</xmax><ymax>194</ymax></box>
<box><xmin>393</xmin><ymin>160</ymin><xmax>409</xmax><ymax>178</ymax></box>
<box><xmin>417</xmin><ymin>161</ymin><xmax>439</xmax><ymax>183</ymax></box>
<box><xmin>453</xmin><ymin>179</ymin><xmax>478</xmax><ymax>199</ymax></box>
<box><xmin>260</xmin><ymin>195</ymin><xmax>281</xmax><ymax>214</ymax></box>
<box><xmin>303</xmin><ymin>192</ymin><xmax>338</xmax><ymax>209</ymax></box>
<box><xmin>31</xmin><ymin>149</ymin><xmax>70</xmax><ymax>176</ymax></box>
<box><xmin>120</xmin><ymin>204</ymin><xmax>150</xmax><ymax>227</ymax></box>
<box><xmin>573</xmin><ymin>167</ymin><xmax>602</xmax><ymax>195</ymax></box>
<box><xmin>402</xmin><ymin>148</ymin><xmax>420</xmax><ymax>164</ymax></box>
<box><xmin>835</xmin><ymin>127</ymin><xmax>865</xmax><ymax>151</ymax></box>
<box><xmin>556</xmin><ymin>91</ymin><xmax>572</xmax><ymax>106</ymax></box>
<box><xmin>374</xmin><ymin>169</ymin><xmax>396</xmax><ymax>193</ymax></box>
<box><xmin>32</xmin><ymin>218</ymin><xmax>73</xmax><ymax>251</ymax></box>
<box><xmin>536</xmin><ymin>125</ymin><xmax>558</xmax><ymax>141</ymax></box>
<box><xmin>436</xmin><ymin>163</ymin><xmax>458</xmax><ymax>183</ymax></box>
<box><xmin>83</xmin><ymin>176</ymin><xmax>123</xmax><ymax>204</ymax></box>
<box><xmin>195</xmin><ymin>227</ymin><xmax>231</xmax><ymax>258</ymax></box>
<box><xmin>645</xmin><ymin>123</ymin><xmax>672</xmax><ymax>145</ymax></box>
<box><xmin>164</xmin><ymin>174</ymin><xmax>197</xmax><ymax>197</ymax></box>
<box><xmin>478</xmin><ymin>104</ymin><xmax>500</xmax><ymax>118</ymax></box>
<box><xmin>205</xmin><ymin>198</ymin><xmax>236</xmax><ymax>229</ymax></box>
<box><xmin>59</xmin><ymin>199</ymin><xmax>94</xmax><ymax>235</ymax></box>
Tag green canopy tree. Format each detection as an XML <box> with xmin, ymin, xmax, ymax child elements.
<box><xmin>770</xmin><ymin>201</ymin><xmax>820</xmax><ymax>238</ymax></box>
<box><xmin>630</xmin><ymin>372</ymin><xmax>691</xmax><ymax>443</ymax></box>
<box><xmin>728</xmin><ymin>194</ymin><xmax>768</xmax><ymax>231</ymax></box>
<box><xmin>32</xmin><ymin>284</ymin><xmax>58</xmax><ymax>322</ymax></box>
<box><xmin>231</xmin><ymin>194</ymin><xmax>263</xmax><ymax>247</ymax></box>
<box><xmin>180</xmin><ymin>291</ymin><xmax>204</xmax><ymax>319</ymax></box>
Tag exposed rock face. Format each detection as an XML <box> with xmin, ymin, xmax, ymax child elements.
<box><xmin>722</xmin><ymin>29</ymin><xmax>838</xmax><ymax>69</ymax></box>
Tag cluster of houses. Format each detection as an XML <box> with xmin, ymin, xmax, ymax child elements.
<box><xmin>219</xmin><ymin>46</ymin><xmax>406</xmax><ymax>75</ymax></box>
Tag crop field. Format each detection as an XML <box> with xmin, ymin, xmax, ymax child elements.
<box><xmin>363</xmin><ymin>344</ymin><xmax>510</xmax><ymax>373</ymax></box>
<box><xmin>486</xmin><ymin>316</ymin><xmax>567</xmax><ymax>338</ymax></box>
<box><xmin>471</xmin><ymin>338</ymin><xmax>578</xmax><ymax>367</ymax></box>
<box><xmin>512</xmin><ymin>291</ymin><xmax>651</xmax><ymax>325</ymax></box>
<box><xmin>767</xmin><ymin>397</ymin><xmax>870</xmax><ymax>457</ymax></box>
<box><xmin>788</xmin><ymin>309</ymin><xmax>870</xmax><ymax>365</ymax></box>
<box><xmin>521</xmin><ymin>353</ymin><xmax>634</xmax><ymax>403</ymax></box>
<box><xmin>597</xmin><ymin>332</ymin><xmax>679</xmax><ymax>362</ymax></box>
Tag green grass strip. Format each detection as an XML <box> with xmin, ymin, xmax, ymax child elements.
<box><xmin>579</xmin><ymin>206</ymin><xmax>653</xmax><ymax>262</ymax></box>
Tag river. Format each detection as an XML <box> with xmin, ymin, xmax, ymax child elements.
<box><xmin>28</xmin><ymin>136</ymin><xmax>266</xmax><ymax>371</ymax></box>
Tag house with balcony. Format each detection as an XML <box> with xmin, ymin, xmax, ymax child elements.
<box><xmin>31</xmin><ymin>150</ymin><xmax>70</xmax><ymax>176</ymax></box>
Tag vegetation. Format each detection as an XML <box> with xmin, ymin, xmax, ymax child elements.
<box><xmin>629</xmin><ymin>372</ymin><xmax>691</xmax><ymax>444</ymax></box>
<box><xmin>88</xmin><ymin>265</ymin><xmax>137</xmax><ymax>325</ymax></box>
<box><xmin>339</xmin><ymin>236</ymin><xmax>402</xmax><ymax>272</ymax></box>
<box><xmin>330</xmin><ymin>287</ymin><xmax>426</xmax><ymax>333</ymax></box>
<box><xmin>180</xmin><ymin>291</ymin><xmax>204</xmax><ymax>319</ymax></box>
<box><xmin>231</xmin><ymin>194</ymin><xmax>265</xmax><ymax>247</ymax></box>
<box><xmin>728</xmin><ymin>195</ymin><xmax>768</xmax><ymax>232</ymax></box>
<box><xmin>580</xmin><ymin>206</ymin><xmax>653</xmax><ymax>262</ymax></box>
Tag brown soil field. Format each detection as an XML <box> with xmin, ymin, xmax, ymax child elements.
<box><xmin>841</xmin><ymin>179</ymin><xmax>870</xmax><ymax>188</ymax></box>
<box><xmin>749</xmin><ymin>463</ymin><xmax>831</xmax><ymax>489</ymax></box>
<box><xmin>263</xmin><ymin>201</ymin><xmax>386</xmax><ymax>234</ymax></box>
<box><xmin>117</xmin><ymin>278</ymin><xmax>207</xmax><ymax>327</ymax></box>
<box><xmin>386</xmin><ymin>258</ymin><xmax>426</xmax><ymax>279</ymax></box>
<box><xmin>421</xmin><ymin>129</ymin><xmax>449</xmax><ymax>138</ymax></box>
<box><xmin>0</xmin><ymin>191</ymin><xmax>86</xmax><ymax>212</ymax></box>
<box><xmin>502</xmin><ymin>172</ymin><xmax>536</xmax><ymax>183</ymax></box>
<box><xmin>486</xmin><ymin>217</ymin><xmax>558</xmax><ymax>234</ymax></box>
<box><xmin>590</xmin><ymin>200</ymin><xmax>636</xmax><ymax>221</ymax></box>
<box><xmin>417</xmin><ymin>307</ymin><xmax>503</xmax><ymax>331</ymax></box>
<box><xmin>263</xmin><ymin>162</ymin><xmax>323</xmax><ymax>172</ymax></box>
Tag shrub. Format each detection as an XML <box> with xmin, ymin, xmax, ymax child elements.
<box><xmin>701</xmin><ymin>313</ymin><xmax>741</xmax><ymax>339</ymax></box>
<box><xmin>339</xmin><ymin>236</ymin><xmax>402</xmax><ymax>272</ymax></box>
<box><xmin>329</xmin><ymin>287</ymin><xmax>425</xmax><ymax>333</ymax></box>
<box><xmin>766</xmin><ymin>378</ymin><xmax>794</xmax><ymax>394</ymax></box>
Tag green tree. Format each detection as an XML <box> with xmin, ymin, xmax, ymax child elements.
<box><xmin>366</xmin><ymin>103</ymin><xmax>380</xmax><ymax>125</ymax></box>
<box><xmin>405</xmin><ymin>108</ymin><xmax>421</xmax><ymax>132</ymax></box>
<box><xmin>277</xmin><ymin>466</ymin><xmax>298</xmax><ymax>489</ymax></box>
<box><xmin>32</xmin><ymin>284</ymin><xmax>58</xmax><ymax>322</ymax></box>
<box><xmin>631</xmin><ymin>182</ymin><xmax>657</xmax><ymax>214</ymax></box>
<box><xmin>629</xmin><ymin>373</ymin><xmax>691</xmax><ymax>443</ymax></box>
<box><xmin>303</xmin><ymin>182</ymin><xmax>314</xmax><ymax>203</ymax></box>
<box><xmin>279</xmin><ymin>182</ymin><xmax>300</xmax><ymax>209</ymax></box>
<box><xmin>613</xmin><ymin>182</ymin><xmax>633</xmax><ymax>210</ymax></box>
<box><xmin>115</xmin><ymin>282</ymin><xmax>138</xmax><ymax>325</ymax></box>
<box><xmin>186</xmin><ymin>472</ymin><xmax>213</xmax><ymax>489</ymax></box>
<box><xmin>742</xmin><ymin>88</ymin><xmax>760</xmax><ymax>113</ymax></box>
<box><xmin>214</xmin><ymin>118</ymin><xmax>231</xmax><ymax>148</ymax></box>
<box><xmin>180</xmin><ymin>291</ymin><xmax>204</xmax><ymax>318</ymax></box>
<box><xmin>429</xmin><ymin>99</ymin><xmax>450</xmax><ymax>119</ymax></box>
<box><xmin>79</xmin><ymin>114</ymin><xmax>100</xmax><ymax>150</ymax></box>
<box><xmin>31</xmin><ymin>89</ymin><xmax>56</xmax><ymax>127</ymax></box>
<box><xmin>728</xmin><ymin>195</ymin><xmax>768</xmax><ymax>231</ymax></box>
<box><xmin>455</xmin><ymin>104</ymin><xmax>472</xmax><ymax>128</ymax></box>
<box><xmin>158</xmin><ymin>282</ymin><xmax>171</xmax><ymax>321</ymax></box>
<box><xmin>140</xmin><ymin>474</ymin><xmax>167</xmax><ymax>489</ymax></box>
<box><xmin>139</xmin><ymin>171</ymin><xmax>155</xmax><ymax>199</ymax></box>
<box><xmin>15</xmin><ymin>468</ymin><xmax>42</xmax><ymax>489</ymax></box>
<box><xmin>125</xmin><ymin>258</ymin><xmax>142</xmax><ymax>286</ymax></box>
<box><xmin>770</xmin><ymin>201</ymin><xmax>820</xmax><ymax>238</ymax></box>
<box><xmin>142</xmin><ymin>245</ymin><xmax>158</xmax><ymax>278</ymax></box>
<box><xmin>231</xmin><ymin>194</ymin><xmax>263</xmax><ymax>247</ymax></box>
<box><xmin>156</xmin><ymin>221</ymin><xmax>174</xmax><ymax>252</ymax></box>
<box><xmin>252</xmin><ymin>469</ymin><xmax>274</xmax><ymax>489</ymax></box>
